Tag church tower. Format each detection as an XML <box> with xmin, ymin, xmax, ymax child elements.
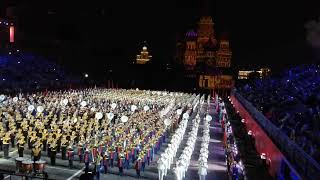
<box><xmin>197</xmin><ymin>16</ymin><xmax>215</xmax><ymax>47</ymax></box>
<box><xmin>197</xmin><ymin>0</ymin><xmax>216</xmax><ymax>59</ymax></box>
<box><xmin>184</xmin><ymin>30</ymin><xmax>198</xmax><ymax>69</ymax></box>
<box><xmin>216</xmin><ymin>38</ymin><xmax>232</xmax><ymax>68</ymax></box>
<box><xmin>197</xmin><ymin>16</ymin><xmax>216</xmax><ymax>60</ymax></box>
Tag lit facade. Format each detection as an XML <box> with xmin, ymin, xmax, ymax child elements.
<box><xmin>181</xmin><ymin>16</ymin><xmax>232</xmax><ymax>69</ymax></box>
<box><xmin>176</xmin><ymin>15</ymin><xmax>233</xmax><ymax>95</ymax></box>
<box><xmin>136</xmin><ymin>46</ymin><xmax>152</xmax><ymax>64</ymax></box>
<box><xmin>199</xmin><ymin>75</ymin><xmax>233</xmax><ymax>89</ymax></box>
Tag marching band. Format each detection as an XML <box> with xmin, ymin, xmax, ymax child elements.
<box><xmin>0</xmin><ymin>89</ymin><xmax>206</xmax><ymax>179</ymax></box>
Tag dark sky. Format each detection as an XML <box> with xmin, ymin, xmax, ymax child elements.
<box><xmin>2</xmin><ymin>0</ymin><xmax>320</xmax><ymax>74</ymax></box>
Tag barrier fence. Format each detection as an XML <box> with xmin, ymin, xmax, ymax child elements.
<box><xmin>232</xmin><ymin>89</ymin><xmax>320</xmax><ymax>179</ymax></box>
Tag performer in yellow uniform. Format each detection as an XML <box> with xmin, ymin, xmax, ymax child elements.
<box><xmin>2</xmin><ymin>132</ymin><xmax>11</xmax><ymax>158</ymax></box>
<box><xmin>17</xmin><ymin>136</ymin><xmax>25</xmax><ymax>157</ymax></box>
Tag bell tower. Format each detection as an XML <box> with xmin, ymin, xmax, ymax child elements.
<box><xmin>197</xmin><ymin>17</ymin><xmax>215</xmax><ymax>46</ymax></box>
<box><xmin>197</xmin><ymin>0</ymin><xmax>216</xmax><ymax>59</ymax></box>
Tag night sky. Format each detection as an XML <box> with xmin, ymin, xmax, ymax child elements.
<box><xmin>2</xmin><ymin>0</ymin><xmax>320</xmax><ymax>74</ymax></box>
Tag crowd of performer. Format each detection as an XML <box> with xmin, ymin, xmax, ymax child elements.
<box><xmin>0</xmin><ymin>88</ymin><xmax>200</xmax><ymax>179</ymax></box>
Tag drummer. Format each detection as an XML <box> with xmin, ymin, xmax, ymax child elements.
<box><xmin>67</xmin><ymin>146</ymin><xmax>74</xmax><ymax>168</ymax></box>
<box><xmin>17</xmin><ymin>136</ymin><xmax>25</xmax><ymax>157</ymax></box>
<box><xmin>102</xmin><ymin>150</ymin><xmax>109</xmax><ymax>174</ymax></box>
<box><xmin>94</xmin><ymin>152</ymin><xmax>102</xmax><ymax>180</ymax></box>
<box><xmin>50</xmin><ymin>140</ymin><xmax>57</xmax><ymax>165</ymax></box>
<box><xmin>109</xmin><ymin>146</ymin><xmax>115</xmax><ymax>168</ymax></box>
<box><xmin>47</xmin><ymin>134</ymin><xmax>53</xmax><ymax>156</ymax></box>
<box><xmin>55</xmin><ymin>129</ymin><xmax>62</xmax><ymax>153</ymax></box>
<box><xmin>84</xmin><ymin>148</ymin><xmax>92</xmax><ymax>172</ymax></box>
<box><xmin>31</xmin><ymin>141</ymin><xmax>42</xmax><ymax>161</ymax></box>
<box><xmin>10</xmin><ymin>128</ymin><xmax>16</xmax><ymax>148</ymax></box>
<box><xmin>61</xmin><ymin>135</ymin><xmax>68</xmax><ymax>160</ymax></box>
<box><xmin>135</xmin><ymin>156</ymin><xmax>142</xmax><ymax>178</ymax></box>
<box><xmin>2</xmin><ymin>132</ymin><xmax>11</xmax><ymax>158</ymax></box>
<box><xmin>77</xmin><ymin>142</ymin><xmax>84</xmax><ymax>163</ymax></box>
<box><xmin>118</xmin><ymin>152</ymin><xmax>125</xmax><ymax>176</ymax></box>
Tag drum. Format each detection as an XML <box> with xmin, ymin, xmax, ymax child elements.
<box><xmin>22</xmin><ymin>160</ymin><xmax>33</xmax><ymax>173</ymax></box>
<box><xmin>15</xmin><ymin>157</ymin><xmax>27</xmax><ymax>172</ymax></box>
<box><xmin>34</xmin><ymin>160</ymin><xmax>46</xmax><ymax>173</ymax></box>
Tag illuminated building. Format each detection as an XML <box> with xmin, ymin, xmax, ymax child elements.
<box><xmin>177</xmin><ymin>14</ymin><xmax>233</xmax><ymax>96</ymax></box>
<box><xmin>238</xmin><ymin>68</ymin><xmax>271</xmax><ymax>79</ymax></box>
<box><xmin>135</xmin><ymin>46</ymin><xmax>152</xmax><ymax>65</ymax></box>
<box><xmin>181</xmin><ymin>16</ymin><xmax>232</xmax><ymax>69</ymax></box>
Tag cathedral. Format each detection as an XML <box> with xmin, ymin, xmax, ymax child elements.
<box><xmin>175</xmin><ymin>15</ymin><xmax>233</xmax><ymax>96</ymax></box>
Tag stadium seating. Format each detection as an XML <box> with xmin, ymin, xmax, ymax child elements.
<box><xmin>238</xmin><ymin>64</ymin><xmax>320</xmax><ymax>163</ymax></box>
<box><xmin>0</xmin><ymin>52</ymin><xmax>79</xmax><ymax>93</ymax></box>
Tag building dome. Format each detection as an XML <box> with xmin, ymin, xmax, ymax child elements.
<box><xmin>185</xmin><ymin>30</ymin><xmax>197</xmax><ymax>40</ymax></box>
<box><xmin>142</xmin><ymin>46</ymin><xmax>147</xmax><ymax>51</ymax></box>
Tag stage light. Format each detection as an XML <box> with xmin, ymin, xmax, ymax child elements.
<box><xmin>16</xmin><ymin>49</ymin><xmax>19</xmax><ymax>52</ymax></box>
<box><xmin>17</xmin><ymin>61</ymin><xmax>20</xmax><ymax>64</ymax></box>
<box><xmin>56</xmin><ymin>79</ymin><xmax>59</xmax><ymax>81</ymax></box>
<box><xmin>248</xmin><ymin>130</ymin><xmax>252</xmax><ymax>135</ymax></box>
<box><xmin>241</xmin><ymin>119</ymin><xmax>245</xmax><ymax>123</ymax></box>
<box><xmin>8</xmin><ymin>52</ymin><xmax>11</xmax><ymax>55</ymax></box>
<box><xmin>84</xmin><ymin>73</ymin><xmax>89</xmax><ymax>78</ymax></box>
<box><xmin>2</xmin><ymin>78</ymin><xmax>5</xmax><ymax>81</ymax></box>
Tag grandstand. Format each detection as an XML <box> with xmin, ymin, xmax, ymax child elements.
<box><xmin>230</xmin><ymin>64</ymin><xmax>320</xmax><ymax>179</ymax></box>
<box><xmin>238</xmin><ymin>64</ymin><xmax>320</xmax><ymax>163</ymax></box>
<box><xmin>0</xmin><ymin>51</ymin><xmax>80</xmax><ymax>93</ymax></box>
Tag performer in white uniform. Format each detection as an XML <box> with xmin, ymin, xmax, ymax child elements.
<box><xmin>198</xmin><ymin>161</ymin><xmax>208</xmax><ymax>180</ymax></box>
<box><xmin>157</xmin><ymin>158</ymin><xmax>165</xmax><ymax>180</ymax></box>
<box><xmin>174</xmin><ymin>161</ymin><xmax>183</xmax><ymax>180</ymax></box>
